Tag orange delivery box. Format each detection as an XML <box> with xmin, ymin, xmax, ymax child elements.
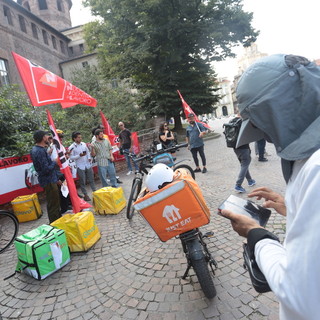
<box><xmin>133</xmin><ymin>169</ymin><xmax>210</xmax><ymax>242</ymax></box>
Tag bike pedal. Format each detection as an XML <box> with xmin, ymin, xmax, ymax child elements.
<box><xmin>203</xmin><ymin>231</ymin><xmax>214</xmax><ymax>238</ymax></box>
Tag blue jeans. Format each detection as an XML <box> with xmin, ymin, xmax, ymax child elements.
<box><xmin>257</xmin><ymin>139</ymin><xmax>266</xmax><ymax>160</ymax></box>
<box><xmin>97</xmin><ymin>160</ymin><xmax>118</xmax><ymax>188</ymax></box>
<box><xmin>123</xmin><ymin>148</ymin><xmax>139</xmax><ymax>171</ymax></box>
<box><xmin>234</xmin><ymin>148</ymin><xmax>252</xmax><ymax>186</ymax></box>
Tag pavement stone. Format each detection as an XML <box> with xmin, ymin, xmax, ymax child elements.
<box><xmin>0</xmin><ymin>118</ymin><xmax>285</xmax><ymax>319</ymax></box>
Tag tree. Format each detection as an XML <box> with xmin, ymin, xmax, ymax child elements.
<box><xmin>0</xmin><ymin>85</ymin><xmax>45</xmax><ymax>157</ymax></box>
<box><xmin>84</xmin><ymin>0</ymin><xmax>258</xmax><ymax>128</ymax></box>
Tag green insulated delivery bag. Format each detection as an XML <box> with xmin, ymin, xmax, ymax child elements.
<box><xmin>14</xmin><ymin>224</ymin><xmax>70</xmax><ymax>280</ymax></box>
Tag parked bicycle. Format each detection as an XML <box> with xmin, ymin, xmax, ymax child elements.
<box><xmin>124</xmin><ymin>143</ymin><xmax>194</xmax><ymax>219</ymax></box>
<box><xmin>0</xmin><ymin>210</ymin><xmax>19</xmax><ymax>254</ymax></box>
<box><xmin>133</xmin><ymin>164</ymin><xmax>217</xmax><ymax>298</ymax></box>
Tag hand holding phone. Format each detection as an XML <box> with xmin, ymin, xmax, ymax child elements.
<box><xmin>218</xmin><ymin>195</ymin><xmax>271</xmax><ymax>227</ymax></box>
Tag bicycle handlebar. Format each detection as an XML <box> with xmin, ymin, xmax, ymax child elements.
<box><xmin>123</xmin><ymin>143</ymin><xmax>188</xmax><ymax>163</ymax></box>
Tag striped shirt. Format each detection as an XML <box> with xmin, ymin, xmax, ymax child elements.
<box><xmin>92</xmin><ymin>139</ymin><xmax>112</xmax><ymax>167</ymax></box>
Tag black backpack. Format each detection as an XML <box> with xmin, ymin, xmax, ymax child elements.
<box><xmin>223</xmin><ymin>117</ymin><xmax>242</xmax><ymax>148</ymax></box>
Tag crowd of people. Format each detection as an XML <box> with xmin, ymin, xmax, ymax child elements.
<box><xmin>29</xmin><ymin>54</ymin><xmax>320</xmax><ymax>320</ymax></box>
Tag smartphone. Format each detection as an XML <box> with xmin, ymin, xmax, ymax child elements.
<box><xmin>218</xmin><ymin>195</ymin><xmax>271</xmax><ymax>227</ymax></box>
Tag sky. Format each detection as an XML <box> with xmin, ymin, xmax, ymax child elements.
<box><xmin>70</xmin><ymin>0</ymin><xmax>320</xmax><ymax>79</ymax></box>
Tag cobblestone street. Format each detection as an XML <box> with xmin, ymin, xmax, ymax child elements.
<box><xmin>0</xmin><ymin>118</ymin><xmax>287</xmax><ymax>320</ymax></box>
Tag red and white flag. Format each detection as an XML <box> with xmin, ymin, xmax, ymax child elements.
<box><xmin>47</xmin><ymin>110</ymin><xmax>91</xmax><ymax>213</ymax></box>
<box><xmin>100</xmin><ymin>111</ymin><xmax>140</xmax><ymax>161</ymax></box>
<box><xmin>177</xmin><ymin>90</ymin><xmax>211</xmax><ymax>129</ymax></box>
<box><xmin>99</xmin><ymin>111</ymin><xmax>124</xmax><ymax>161</ymax></box>
<box><xmin>12</xmin><ymin>52</ymin><xmax>97</xmax><ymax>108</ymax></box>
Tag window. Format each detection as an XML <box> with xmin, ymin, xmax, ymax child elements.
<box><xmin>0</xmin><ymin>59</ymin><xmax>10</xmax><ymax>86</ymax></box>
<box><xmin>69</xmin><ymin>46</ymin><xmax>74</xmax><ymax>55</ymax></box>
<box><xmin>79</xmin><ymin>43</ymin><xmax>84</xmax><ymax>52</ymax></box>
<box><xmin>31</xmin><ymin>23</ymin><xmax>38</xmax><ymax>39</ymax></box>
<box><xmin>23</xmin><ymin>1</ymin><xmax>31</xmax><ymax>11</ymax></box>
<box><xmin>3</xmin><ymin>6</ymin><xmax>13</xmax><ymax>26</ymax></box>
<box><xmin>18</xmin><ymin>15</ymin><xmax>27</xmax><ymax>33</ymax></box>
<box><xmin>82</xmin><ymin>61</ymin><xmax>88</xmax><ymax>68</ymax></box>
<box><xmin>38</xmin><ymin>0</ymin><xmax>47</xmax><ymax>10</ymax></box>
<box><xmin>52</xmin><ymin>36</ymin><xmax>57</xmax><ymax>49</ymax></box>
<box><xmin>42</xmin><ymin>30</ymin><xmax>49</xmax><ymax>45</ymax></box>
<box><xmin>57</xmin><ymin>0</ymin><xmax>64</xmax><ymax>12</ymax></box>
<box><xmin>60</xmin><ymin>40</ymin><xmax>66</xmax><ymax>54</ymax></box>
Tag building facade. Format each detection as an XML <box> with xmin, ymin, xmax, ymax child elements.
<box><xmin>214</xmin><ymin>77</ymin><xmax>234</xmax><ymax>118</ymax></box>
<box><xmin>60</xmin><ymin>25</ymin><xmax>98</xmax><ymax>81</ymax></box>
<box><xmin>1</xmin><ymin>0</ymin><xmax>74</xmax><ymax>88</ymax></box>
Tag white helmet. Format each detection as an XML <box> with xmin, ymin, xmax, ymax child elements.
<box><xmin>145</xmin><ymin>163</ymin><xmax>174</xmax><ymax>192</ymax></box>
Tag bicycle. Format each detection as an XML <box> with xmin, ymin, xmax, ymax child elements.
<box><xmin>180</xmin><ymin>228</ymin><xmax>217</xmax><ymax>298</ymax></box>
<box><xmin>133</xmin><ymin>165</ymin><xmax>217</xmax><ymax>298</ymax></box>
<box><xmin>125</xmin><ymin>143</ymin><xmax>194</xmax><ymax>219</ymax></box>
<box><xmin>0</xmin><ymin>210</ymin><xmax>19</xmax><ymax>254</ymax></box>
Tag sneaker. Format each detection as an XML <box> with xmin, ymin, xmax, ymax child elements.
<box><xmin>248</xmin><ymin>179</ymin><xmax>256</xmax><ymax>187</ymax></box>
<box><xmin>202</xmin><ymin>167</ymin><xmax>207</xmax><ymax>173</ymax></box>
<box><xmin>258</xmin><ymin>158</ymin><xmax>268</xmax><ymax>162</ymax></box>
<box><xmin>194</xmin><ymin>168</ymin><xmax>201</xmax><ymax>173</ymax></box>
<box><xmin>235</xmin><ymin>185</ymin><xmax>246</xmax><ymax>193</ymax></box>
<box><xmin>126</xmin><ymin>171</ymin><xmax>133</xmax><ymax>175</ymax></box>
<box><xmin>83</xmin><ymin>195</ymin><xmax>91</xmax><ymax>201</ymax></box>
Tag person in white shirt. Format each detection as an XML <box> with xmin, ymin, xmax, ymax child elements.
<box><xmin>221</xmin><ymin>54</ymin><xmax>320</xmax><ymax>320</ymax></box>
<box><xmin>69</xmin><ymin>131</ymin><xmax>96</xmax><ymax>201</ymax></box>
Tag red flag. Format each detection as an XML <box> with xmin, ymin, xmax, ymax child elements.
<box><xmin>177</xmin><ymin>90</ymin><xmax>211</xmax><ymax>129</ymax></box>
<box><xmin>131</xmin><ymin>132</ymin><xmax>140</xmax><ymax>155</ymax></box>
<box><xmin>99</xmin><ymin>111</ymin><xmax>124</xmax><ymax>161</ymax></box>
<box><xmin>47</xmin><ymin>110</ymin><xmax>91</xmax><ymax>213</ymax></box>
<box><xmin>100</xmin><ymin>111</ymin><xmax>116</xmax><ymax>143</ymax></box>
<box><xmin>12</xmin><ymin>52</ymin><xmax>97</xmax><ymax>108</ymax></box>
<box><xmin>99</xmin><ymin>111</ymin><xmax>140</xmax><ymax>161</ymax></box>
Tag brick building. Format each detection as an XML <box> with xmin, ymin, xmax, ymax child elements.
<box><xmin>0</xmin><ymin>0</ymin><xmax>84</xmax><ymax>88</ymax></box>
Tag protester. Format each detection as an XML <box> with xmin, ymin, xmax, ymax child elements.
<box><xmin>91</xmin><ymin>129</ymin><xmax>118</xmax><ymax>188</ymax></box>
<box><xmin>221</xmin><ymin>54</ymin><xmax>320</xmax><ymax>320</ymax></box>
<box><xmin>256</xmin><ymin>138</ymin><xmax>268</xmax><ymax>162</ymax></box>
<box><xmin>118</xmin><ymin>121</ymin><xmax>139</xmax><ymax>175</ymax></box>
<box><xmin>31</xmin><ymin>130</ymin><xmax>61</xmax><ymax>223</ymax></box>
<box><xmin>69</xmin><ymin>131</ymin><xmax>96</xmax><ymax>201</ymax></box>
<box><xmin>186</xmin><ymin>113</ymin><xmax>208</xmax><ymax>173</ymax></box>
<box><xmin>159</xmin><ymin>122</ymin><xmax>176</xmax><ymax>156</ymax></box>
<box><xmin>232</xmin><ymin>116</ymin><xmax>256</xmax><ymax>193</ymax></box>
<box><xmin>91</xmin><ymin>124</ymin><xmax>106</xmax><ymax>143</ymax></box>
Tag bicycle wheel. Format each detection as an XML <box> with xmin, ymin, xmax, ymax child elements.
<box><xmin>126</xmin><ymin>179</ymin><xmax>142</xmax><ymax>219</ymax></box>
<box><xmin>0</xmin><ymin>210</ymin><xmax>19</xmax><ymax>254</ymax></box>
<box><xmin>174</xmin><ymin>164</ymin><xmax>196</xmax><ymax>180</ymax></box>
<box><xmin>187</xmin><ymin>239</ymin><xmax>216</xmax><ymax>299</ymax></box>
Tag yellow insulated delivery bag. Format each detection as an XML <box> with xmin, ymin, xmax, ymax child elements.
<box><xmin>11</xmin><ymin>193</ymin><xmax>42</xmax><ymax>223</ymax></box>
<box><xmin>51</xmin><ymin>211</ymin><xmax>101</xmax><ymax>252</ymax></box>
<box><xmin>14</xmin><ymin>225</ymin><xmax>70</xmax><ymax>280</ymax></box>
<box><xmin>93</xmin><ymin>187</ymin><xmax>126</xmax><ymax>214</ymax></box>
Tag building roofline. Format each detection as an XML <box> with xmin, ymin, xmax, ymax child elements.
<box><xmin>59</xmin><ymin>52</ymin><xmax>96</xmax><ymax>65</ymax></box>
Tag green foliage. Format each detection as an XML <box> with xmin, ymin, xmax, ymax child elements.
<box><xmin>84</xmin><ymin>0</ymin><xmax>258</xmax><ymax>122</ymax></box>
<box><xmin>0</xmin><ymin>85</ymin><xmax>46</xmax><ymax>157</ymax></box>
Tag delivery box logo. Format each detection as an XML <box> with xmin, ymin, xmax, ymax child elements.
<box><xmin>163</xmin><ymin>205</ymin><xmax>181</xmax><ymax>223</ymax></box>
